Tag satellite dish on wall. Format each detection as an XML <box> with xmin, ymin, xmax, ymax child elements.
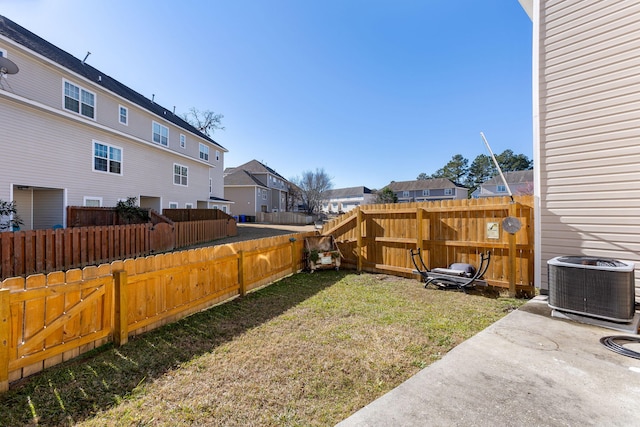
<box><xmin>502</xmin><ymin>216</ymin><xmax>522</xmax><ymax>234</ymax></box>
<box><xmin>0</xmin><ymin>56</ymin><xmax>19</xmax><ymax>75</ymax></box>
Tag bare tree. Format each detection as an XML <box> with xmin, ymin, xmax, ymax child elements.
<box><xmin>291</xmin><ymin>169</ymin><xmax>333</xmax><ymax>214</ymax></box>
<box><xmin>181</xmin><ymin>107</ymin><xmax>225</xmax><ymax>137</ymax></box>
<box><xmin>286</xmin><ymin>182</ymin><xmax>303</xmax><ymax>212</ymax></box>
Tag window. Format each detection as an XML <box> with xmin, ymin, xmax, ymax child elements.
<box><xmin>118</xmin><ymin>105</ymin><xmax>128</xmax><ymax>125</ymax></box>
<box><xmin>180</xmin><ymin>134</ymin><xmax>186</xmax><ymax>148</ymax></box>
<box><xmin>0</xmin><ymin>49</ymin><xmax>6</xmax><ymax>58</ymax></box>
<box><xmin>153</xmin><ymin>121</ymin><xmax>169</xmax><ymax>146</ymax></box>
<box><xmin>93</xmin><ymin>141</ymin><xmax>122</xmax><ymax>174</ymax></box>
<box><xmin>215</xmin><ymin>150</ymin><xmax>220</xmax><ymax>161</ymax></box>
<box><xmin>402</xmin><ymin>191</ymin><xmax>410</xmax><ymax>198</ymax></box>
<box><xmin>64</xmin><ymin>80</ymin><xmax>95</xmax><ymax>119</ymax></box>
<box><xmin>185</xmin><ymin>203</ymin><xmax>193</xmax><ymax>209</ymax></box>
<box><xmin>222</xmin><ymin>206</ymin><xmax>227</xmax><ymax>213</ymax></box>
<box><xmin>444</xmin><ymin>188</ymin><xmax>453</xmax><ymax>196</ymax></box>
<box><xmin>173</xmin><ymin>163</ymin><xmax>188</xmax><ymax>186</ymax></box>
<box><xmin>209</xmin><ymin>178</ymin><xmax>212</xmax><ymax>193</ymax></box>
<box><xmin>262</xmin><ymin>191</ymin><xmax>267</xmax><ymax>200</ymax></box>
<box><xmin>422</xmin><ymin>189</ymin><xmax>430</xmax><ymax>196</ymax></box>
<box><xmin>169</xmin><ymin>202</ymin><xmax>178</xmax><ymax>209</ymax></box>
<box><xmin>497</xmin><ymin>185</ymin><xmax>507</xmax><ymax>193</ymax></box>
<box><xmin>83</xmin><ymin>197</ymin><xmax>102</xmax><ymax>207</ymax></box>
<box><xmin>212</xmin><ymin>205</ymin><xmax>219</xmax><ymax>210</ymax></box>
<box><xmin>199</xmin><ymin>143</ymin><xmax>209</xmax><ymax>161</ymax></box>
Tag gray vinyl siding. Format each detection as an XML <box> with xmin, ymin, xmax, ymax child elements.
<box><xmin>32</xmin><ymin>189</ymin><xmax>64</xmax><ymax>229</ymax></box>
<box><xmin>536</xmin><ymin>0</ymin><xmax>640</xmax><ymax>294</ymax></box>
<box><xmin>0</xmin><ymin>35</ymin><xmax>223</xmax><ymax>163</ymax></box>
<box><xmin>1</xmin><ymin>97</ymin><xmax>211</xmax><ymax>210</ymax></box>
<box><xmin>0</xmin><ymin>31</ymin><xmax>225</xmax><ymax>231</ymax></box>
<box><xmin>224</xmin><ymin>187</ymin><xmax>256</xmax><ymax>217</ymax></box>
<box><xmin>12</xmin><ymin>188</ymin><xmax>32</xmax><ymax>230</ymax></box>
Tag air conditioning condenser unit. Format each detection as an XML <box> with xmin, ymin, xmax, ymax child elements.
<box><xmin>548</xmin><ymin>256</ymin><xmax>635</xmax><ymax>323</ymax></box>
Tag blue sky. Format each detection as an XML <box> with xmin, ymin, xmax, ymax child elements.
<box><xmin>2</xmin><ymin>0</ymin><xmax>532</xmax><ymax>189</ymax></box>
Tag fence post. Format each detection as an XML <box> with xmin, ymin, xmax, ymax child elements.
<box><xmin>290</xmin><ymin>238</ymin><xmax>297</xmax><ymax>274</ymax></box>
<box><xmin>0</xmin><ymin>288</ymin><xmax>9</xmax><ymax>393</ymax></box>
<box><xmin>113</xmin><ymin>270</ymin><xmax>129</xmax><ymax>347</ymax></box>
<box><xmin>238</xmin><ymin>251</ymin><xmax>246</xmax><ymax>297</ymax></box>
<box><xmin>416</xmin><ymin>208</ymin><xmax>424</xmax><ymax>253</ymax></box>
<box><xmin>508</xmin><ymin>203</ymin><xmax>517</xmax><ymax>297</ymax></box>
<box><xmin>356</xmin><ymin>207</ymin><xmax>363</xmax><ymax>273</ymax></box>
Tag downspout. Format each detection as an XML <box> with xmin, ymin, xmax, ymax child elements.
<box><xmin>531</xmin><ymin>0</ymin><xmax>543</xmax><ymax>292</ymax></box>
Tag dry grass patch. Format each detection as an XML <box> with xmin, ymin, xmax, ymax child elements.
<box><xmin>0</xmin><ymin>271</ymin><xmax>525</xmax><ymax>426</ymax></box>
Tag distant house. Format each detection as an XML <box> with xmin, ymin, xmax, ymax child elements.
<box><xmin>472</xmin><ymin>170</ymin><xmax>534</xmax><ymax>198</ymax></box>
<box><xmin>386</xmin><ymin>179</ymin><xmax>468</xmax><ymax>202</ymax></box>
<box><xmin>320</xmin><ymin>186</ymin><xmax>376</xmax><ymax>213</ymax></box>
<box><xmin>223</xmin><ymin>160</ymin><xmax>290</xmax><ymax>217</ymax></box>
<box><xmin>0</xmin><ymin>15</ymin><xmax>230</xmax><ymax>230</ymax></box>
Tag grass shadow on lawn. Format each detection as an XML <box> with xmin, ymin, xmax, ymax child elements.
<box><xmin>0</xmin><ymin>270</ymin><xmax>345</xmax><ymax>426</ymax></box>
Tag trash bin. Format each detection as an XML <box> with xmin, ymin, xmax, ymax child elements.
<box><xmin>233</xmin><ymin>216</ymin><xmax>238</xmax><ymax>222</ymax></box>
<box><xmin>239</xmin><ymin>215</ymin><xmax>246</xmax><ymax>223</ymax></box>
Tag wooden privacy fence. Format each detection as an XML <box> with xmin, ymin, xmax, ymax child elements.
<box><xmin>0</xmin><ymin>220</ymin><xmax>237</xmax><ymax>280</ymax></box>
<box><xmin>162</xmin><ymin>208</ymin><xmax>234</xmax><ymax>222</ymax></box>
<box><xmin>257</xmin><ymin>211</ymin><xmax>314</xmax><ymax>225</ymax></box>
<box><xmin>0</xmin><ymin>231</ymin><xmax>314</xmax><ymax>392</ymax></box>
<box><xmin>322</xmin><ymin>195</ymin><xmax>535</xmax><ymax>294</ymax></box>
<box><xmin>174</xmin><ymin>219</ymin><xmax>237</xmax><ymax>248</ymax></box>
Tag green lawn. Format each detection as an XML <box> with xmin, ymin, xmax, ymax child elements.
<box><xmin>0</xmin><ymin>271</ymin><xmax>526</xmax><ymax>426</ymax></box>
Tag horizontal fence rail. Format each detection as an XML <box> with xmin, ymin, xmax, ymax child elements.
<box><xmin>322</xmin><ymin>196</ymin><xmax>535</xmax><ymax>294</ymax></box>
<box><xmin>0</xmin><ymin>231</ymin><xmax>314</xmax><ymax>392</ymax></box>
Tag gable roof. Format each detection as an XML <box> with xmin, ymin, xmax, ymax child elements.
<box><xmin>482</xmin><ymin>170</ymin><xmax>533</xmax><ymax>186</ymax></box>
<box><xmin>0</xmin><ymin>15</ymin><xmax>226</xmax><ymax>151</ymax></box>
<box><xmin>322</xmin><ymin>186</ymin><xmax>372</xmax><ymax>199</ymax></box>
<box><xmin>231</xmin><ymin>160</ymin><xmax>288</xmax><ymax>181</ymax></box>
<box><xmin>386</xmin><ymin>178</ymin><xmax>464</xmax><ymax>192</ymax></box>
<box><xmin>223</xmin><ymin>169</ymin><xmax>268</xmax><ymax>188</ymax></box>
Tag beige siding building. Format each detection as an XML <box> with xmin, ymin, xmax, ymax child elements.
<box><xmin>521</xmin><ymin>1</ymin><xmax>640</xmax><ymax>295</ymax></box>
<box><xmin>0</xmin><ymin>16</ymin><xmax>230</xmax><ymax>229</ymax></box>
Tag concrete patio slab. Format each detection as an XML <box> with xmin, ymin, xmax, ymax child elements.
<box><xmin>337</xmin><ymin>296</ymin><xmax>640</xmax><ymax>427</ymax></box>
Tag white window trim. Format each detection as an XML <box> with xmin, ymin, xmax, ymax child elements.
<box><xmin>199</xmin><ymin>143</ymin><xmax>209</xmax><ymax>161</ymax></box>
<box><xmin>169</xmin><ymin>202</ymin><xmax>178</xmax><ymax>209</ymax></box>
<box><xmin>180</xmin><ymin>134</ymin><xmax>186</xmax><ymax>148</ymax></box>
<box><xmin>173</xmin><ymin>163</ymin><xmax>188</xmax><ymax>187</ymax></box>
<box><xmin>118</xmin><ymin>105</ymin><xmax>128</xmax><ymax>125</ymax></box>
<box><xmin>83</xmin><ymin>196</ymin><xmax>103</xmax><ymax>207</ymax></box>
<box><xmin>185</xmin><ymin>203</ymin><xmax>193</xmax><ymax>209</ymax></box>
<box><xmin>63</xmin><ymin>79</ymin><xmax>96</xmax><ymax>120</ymax></box>
<box><xmin>92</xmin><ymin>140</ymin><xmax>123</xmax><ymax>175</ymax></box>
<box><xmin>497</xmin><ymin>185</ymin><xmax>507</xmax><ymax>193</ymax></box>
<box><xmin>402</xmin><ymin>191</ymin><xmax>410</xmax><ymax>198</ymax></box>
<box><xmin>422</xmin><ymin>189</ymin><xmax>430</xmax><ymax>196</ymax></box>
<box><xmin>215</xmin><ymin>150</ymin><xmax>220</xmax><ymax>161</ymax></box>
<box><xmin>444</xmin><ymin>188</ymin><xmax>454</xmax><ymax>196</ymax></box>
<box><xmin>152</xmin><ymin>121</ymin><xmax>169</xmax><ymax>146</ymax></box>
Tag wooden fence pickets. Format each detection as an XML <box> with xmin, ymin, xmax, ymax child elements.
<box><xmin>1</xmin><ymin>197</ymin><xmax>534</xmax><ymax>393</ymax></box>
<box><xmin>0</xmin><ymin>219</ymin><xmax>237</xmax><ymax>280</ymax></box>
<box><xmin>0</xmin><ymin>231</ymin><xmax>314</xmax><ymax>392</ymax></box>
<box><xmin>322</xmin><ymin>196</ymin><xmax>535</xmax><ymax>293</ymax></box>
